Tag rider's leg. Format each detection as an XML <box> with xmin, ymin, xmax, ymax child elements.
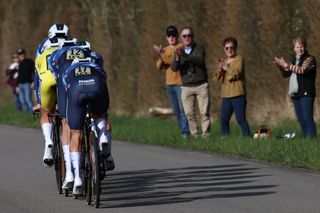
<box><xmin>93</xmin><ymin>114</ymin><xmax>114</xmax><ymax>171</ymax></box>
<box><xmin>61</xmin><ymin>118</ymin><xmax>73</xmax><ymax>188</ymax></box>
<box><xmin>70</xmin><ymin>129</ymin><xmax>82</xmax><ymax>194</ymax></box>
<box><xmin>40</xmin><ymin>107</ymin><xmax>54</xmax><ymax>167</ymax></box>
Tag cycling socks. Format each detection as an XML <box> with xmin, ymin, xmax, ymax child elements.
<box><xmin>62</xmin><ymin>145</ymin><xmax>73</xmax><ymax>181</ymax></box>
<box><xmin>41</xmin><ymin>123</ymin><xmax>53</xmax><ymax>145</ymax></box>
<box><xmin>71</xmin><ymin>152</ymin><xmax>81</xmax><ymax>178</ymax></box>
<box><xmin>94</xmin><ymin>118</ymin><xmax>112</xmax><ymax>154</ymax></box>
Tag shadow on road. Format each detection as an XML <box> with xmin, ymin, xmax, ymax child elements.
<box><xmin>99</xmin><ymin>164</ymin><xmax>277</xmax><ymax>208</ymax></box>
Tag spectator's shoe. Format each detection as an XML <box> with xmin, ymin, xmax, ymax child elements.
<box><xmin>181</xmin><ymin>133</ymin><xmax>189</xmax><ymax>139</ymax></box>
<box><xmin>201</xmin><ymin>134</ymin><xmax>210</xmax><ymax>139</ymax></box>
<box><xmin>191</xmin><ymin>133</ymin><xmax>199</xmax><ymax>139</ymax></box>
<box><xmin>72</xmin><ymin>177</ymin><xmax>83</xmax><ymax>198</ymax></box>
<box><xmin>43</xmin><ymin>142</ymin><xmax>54</xmax><ymax>167</ymax></box>
<box><xmin>62</xmin><ymin>174</ymin><xmax>74</xmax><ymax>190</ymax></box>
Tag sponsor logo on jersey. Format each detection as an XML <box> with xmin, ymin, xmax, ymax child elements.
<box><xmin>78</xmin><ymin>79</ymin><xmax>95</xmax><ymax>86</ymax></box>
<box><xmin>75</xmin><ymin>66</ymin><xmax>92</xmax><ymax>76</ymax></box>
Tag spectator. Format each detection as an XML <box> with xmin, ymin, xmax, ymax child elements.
<box><xmin>214</xmin><ymin>37</ymin><xmax>250</xmax><ymax>137</ymax></box>
<box><xmin>274</xmin><ymin>36</ymin><xmax>317</xmax><ymax>139</ymax></box>
<box><xmin>5</xmin><ymin>53</ymin><xmax>22</xmax><ymax>111</ymax></box>
<box><xmin>171</xmin><ymin>27</ymin><xmax>211</xmax><ymax>138</ymax></box>
<box><xmin>153</xmin><ymin>25</ymin><xmax>190</xmax><ymax>138</ymax></box>
<box><xmin>17</xmin><ymin>48</ymin><xmax>34</xmax><ymax>112</ymax></box>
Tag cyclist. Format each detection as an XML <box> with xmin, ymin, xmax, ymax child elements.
<box><xmin>49</xmin><ymin>40</ymin><xmax>96</xmax><ymax>191</ymax></box>
<box><xmin>33</xmin><ymin>26</ymin><xmax>68</xmax><ymax>167</ymax></box>
<box><xmin>34</xmin><ymin>38</ymin><xmax>58</xmax><ymax>166</ymax></box>
<box><xmin>62</xmin><ymin>58</ymin><xmax>114</xmax><ymax>196</ymax></box>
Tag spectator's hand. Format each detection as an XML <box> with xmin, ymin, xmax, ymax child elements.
<box><xmin>273</xmin><ymin>57</ymin><xmax>288</xmax><ymax>69</ymax></box>
<box><xmin>15</xmin><ymin>87</ymin><xmax>19</xmax><ymax>94</ymax></box>
<box><xmin>215</xmin><ymin>58</ymin><xmax>227</xmax><ymax>71</ymax></box>
<box><xmin>32</xmin><ymin>104</ymin><xmax>40</xmax><ymax>112</ymax></box>
<box><xmin>153</xmin><ymin>44</ymin><xmax>163</xmax><ymax>55</ymax></box>
<box><xmin>175</xmin><ymin>48</ymin><xmax>182</xmax><ymax>57</ymax></box>
<box><xmin>30</xmin><ymin>82</ymin><xmax>34</xmax><ymax>89</ymax></box>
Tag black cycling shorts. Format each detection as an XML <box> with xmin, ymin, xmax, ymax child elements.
<box><xmin>66</xmin><ymin>75</ymin><xmax>109</xmax><ymax>130</ymax></box>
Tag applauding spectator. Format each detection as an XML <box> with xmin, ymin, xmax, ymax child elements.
<box><xmin>214</xmin><ymin>37</ymin><xmax>250</xmax><ymax>137</ymax></box>
<box><xmin>274</xmin><ymin>37</ymin><xmax>317</xmax><ymax>138</ymax></box>
<box><xmin>171</xmin><ymin>27</ymin><xmax>210</xmax><ymax>138</ymax></box>
<box><xmin>154</xmin><ymin>25</ymin><xmax>190</xmax><ymax>138</ymax></box>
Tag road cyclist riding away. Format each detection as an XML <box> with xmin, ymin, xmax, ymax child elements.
<box><xmin>34</xmin><ymin>24</ymin><xmax>114</xmax><ymax>197</ymax></box>
<box><xmin>33</xmin><ymin>24</ymin><xmax>69</xmax><ymax>168</ymax></box>
<box><xmin>62</xmin><ymin>56</ymin><xmax>114</xmax><ymax>197</ymax></box>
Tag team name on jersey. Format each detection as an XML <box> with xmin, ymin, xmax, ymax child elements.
<box><xmin>66</xmin><ymin>49</ymin><xmax>85</xmax><ymax>60</ymax></box>
<box><xmin>75</xmin><ymin>66</ymin><xmax>92</xmax><ymax>76</ymax></box>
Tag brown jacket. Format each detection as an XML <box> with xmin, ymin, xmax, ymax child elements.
<box><xmin>156</xmin><ymin>44</ymin><xmax>182</xmax><ymax>85</ymax></box>
<box><xmin>214</xmin><ymin>55</ymin><xmax>246</xmax><ymax>98</ymax></box>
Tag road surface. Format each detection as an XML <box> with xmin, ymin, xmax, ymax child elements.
<box><xmin>0</xmin><ymin>124</ymin><xmax>319</xmax><ymax>213</ymax></box>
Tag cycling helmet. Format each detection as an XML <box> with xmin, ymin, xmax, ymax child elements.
<box><xmin>59</xmin><ymin>37</ymin><xmax>78</xmax><ymax>49</ymax></box>
<box><xmin>77</xmin><ymin>41</ymin><xmax>91</xmax><ymax>50</ymax></box>
<box><xmin>48</xmin><ymin>24</ymin><xmax>69</xmax><ymax>39</ymax></box>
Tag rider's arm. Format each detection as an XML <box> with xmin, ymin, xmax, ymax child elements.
<box><xmin>33</xmin><ymin>70</ymin><xmax>41</xmax><ymax>104</ymax></box>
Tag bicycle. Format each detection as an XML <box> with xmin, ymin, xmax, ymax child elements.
<box><xmin>82</xmin><ymin>114</ymin><xmax>105</xmax><ymax>208</ymax></box>
<box><xmin>33</xmin><ymin>110</ymin><xmax>65</xmax><ymax>195</ymax></box>
<box><xmin>48</xmin><ymin>112</ymin><xmax>66</xmax><ymax>195</ymax></box>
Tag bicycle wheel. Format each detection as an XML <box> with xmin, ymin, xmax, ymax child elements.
<box><xmin>53</xmin><ymin>118</ymin><xmax>64</xmax><ymax>194</ymax></box>
<box><xmin>90</xmin><ymin>132</ymin><xmax>101</xmax><ymax>208</ymax></box>
<box><xmin>84</xmin><ymin>126</ymin><xmax>92</xmax><ymax>205</ymax></box>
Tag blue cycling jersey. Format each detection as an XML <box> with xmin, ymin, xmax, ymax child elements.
<box><xmin>62</xmin><ymin>62</ymin><xmax>106</xmax><ymax>89</ymax></box>
<box><xmin>49</xmin><ymin>46</ymin><xmax>92</xmax><ymax>78</ymax></box>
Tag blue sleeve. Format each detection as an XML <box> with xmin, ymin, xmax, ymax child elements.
<box><xmin>35</xmin><ymin>39</ymin><xmax>48</xmax><ymax>57</ymax></box>
<box><xmin>62</xmin><ymin>64</ymin><xmax>74</xmax><ymax>90</ymax></box>
<box><xmin>48</xmin><ymin>50</ymin><xmax>59</xmax><ymax>78</ymax></box>
<box><xmin>33</xmin><ymin>70</ymin><xmax>41</xmax><ymax>104</ymax></box>
<box><xmin>90</xmin><ymin>51</ymin><xmax>104</xmax><ymax>67</ymax></box>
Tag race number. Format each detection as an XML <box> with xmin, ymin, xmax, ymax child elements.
<box><xmin>66</xmin><ymin>49</ymin><xmax>85</xmax><ymax>60</ymax></box>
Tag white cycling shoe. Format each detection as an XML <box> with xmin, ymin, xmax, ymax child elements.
<box><xmin>62</xmin><ymin>173</ymin><xmax>74</xmax><ymax>190</ymax></box>
<box><xmin>72</xmin><ymin>177</ymin><xmax>83</xmax><ymax>197</ymax></box>
<box><xmin>43</xmin><ymin>141</ymin><xmax>54</xmax><ymax>167</ymax></box>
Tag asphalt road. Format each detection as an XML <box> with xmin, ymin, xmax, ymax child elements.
<box><xmin>1</xmin><ymin>124</ymin><xmax>320</xmax><ymax>213</ymax></box>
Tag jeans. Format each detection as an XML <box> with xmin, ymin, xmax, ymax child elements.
<box><xmin>18</xmin><ymin>83</ymin><xmax>33</xmax><ymax>112</ymax></box>
<box><xmin>292</xmin><ymin>96</ymin><xmax>317</xmax><ymax>138</ymax></box>
<box><xmin>221</xmin><ymin>95</ymin><xmax>250</xmax><ymax>136</ymax></box>
<box><xmin>166</xmin><ymin>85</ymin><xmax>189</xmax><ymax>135</ymax></box>
<box><xmin>13</xmin><ymin>90</ymin><xmax>22</xmax><ymax>111</ymax></box>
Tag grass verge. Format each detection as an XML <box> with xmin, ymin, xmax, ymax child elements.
<box><xmin>1</xmin><ymin>105</ymin><xmax>319</xmax><ymax>170</ymax></box>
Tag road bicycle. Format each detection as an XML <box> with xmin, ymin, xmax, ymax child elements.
<box><xmin>82</xmin><ymin>114</ymin><xmax>106</xmax><ymax>208</ymax></box>
<box><xmin>48</xmin><ymin>112</ymin><xmax>65</xmax><ymax>195</ymax></box>
<box><xmin>33</xmin><ymin>110</ymin><xmax>65</xmax><ymax>195</ymax></box>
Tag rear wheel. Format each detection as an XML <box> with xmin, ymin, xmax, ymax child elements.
<box><xmin>84</xmin><ymin>128</ymin><xmax>92</xmax><ymax>205</ymax></box>
<box><xmin>53</xmin><ymin>120</ymin><xmax>64</xmax><ymax>194</ymax></box>
<box><xmin>90</xmin><ymin>132</ymin><xmax>101</xmax><ymax>208</ymax></box>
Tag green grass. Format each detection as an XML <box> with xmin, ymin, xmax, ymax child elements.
<box><xmin>1</xmin><ymin>105</ymin><xmax>319</xmax><ymax>170</ymax></box>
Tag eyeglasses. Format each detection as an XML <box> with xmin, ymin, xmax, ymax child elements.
<box><xmin>182</xmin><ymin>34</ymin><xmax>193</xmax><ymax>38</ymax></box>
<box><xmin>224</xmin><ymin>46</ymin><xmax>235</xmax><ymax>50</ymax></box>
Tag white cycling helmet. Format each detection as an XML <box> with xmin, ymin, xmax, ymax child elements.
<box><xmin>59</xmin><ymin>37</ymin><xmax>78</xmax><ymax>49</ymax></box>
<box><xmin>41</xmin><ymin>37</ymin><xmax>65</xmax><ymax>52</ymax></box>
<box><xmin>77</xmin><ymin>41</ymin><xmax>91</xmax><ymax>50</ymax></box>
<box><xmin>48</xmin><ymin>24</ymin><xmax>69</xmax><ymax>39</ymax></box>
